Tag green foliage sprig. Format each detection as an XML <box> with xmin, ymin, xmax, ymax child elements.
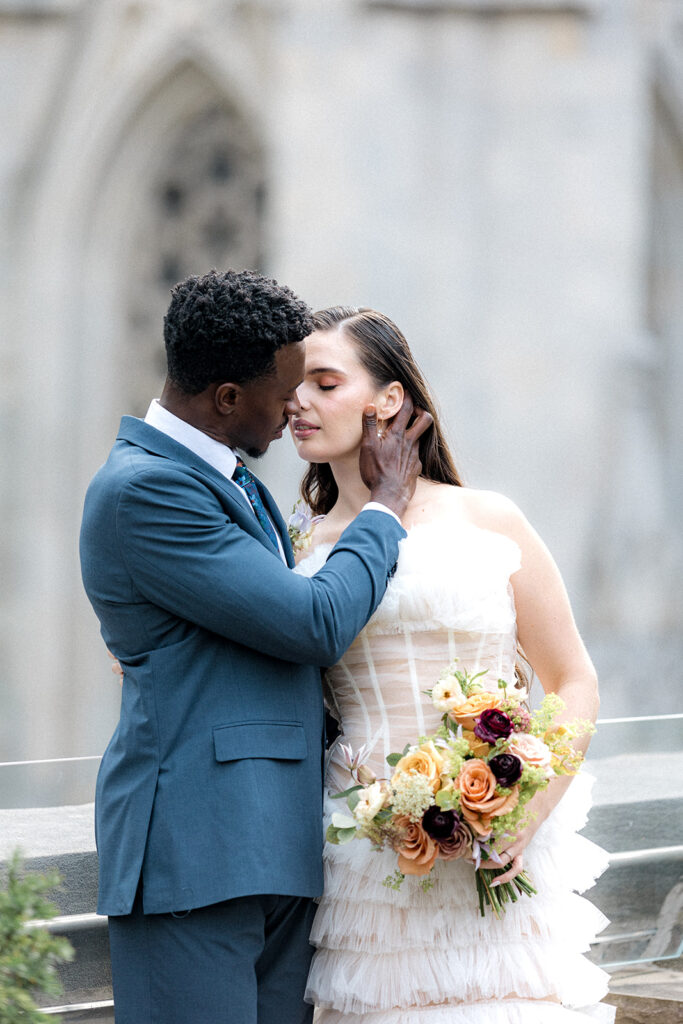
<box><xmin>0</xmin><ymin>851</ymin><xmax>74</xmax><ymax>1023</ymax></box>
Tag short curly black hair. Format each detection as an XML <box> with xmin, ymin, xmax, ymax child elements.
<box><xmin>163</xmin><ymin>269</ymin><xmax>315</xmax><ymax>394</ymax></box>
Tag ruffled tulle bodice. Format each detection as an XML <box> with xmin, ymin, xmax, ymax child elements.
<box><xmin>296</xmin><ymin>522</ymin><xmax>524</xmax><ymax>788</ymax></box>
<box><xmin>296</xmin><ymin>520</ymin><xmax>613</xmax><ymax>1023</ymax></box>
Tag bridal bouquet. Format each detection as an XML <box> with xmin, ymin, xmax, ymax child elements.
<box><xmin>327</xmin><ymin>663</ymin><xmax>594</xmax><ymax>917</ymax></box>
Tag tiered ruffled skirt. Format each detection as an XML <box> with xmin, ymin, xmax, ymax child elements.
<box><xmin>306</xmin><ymin>774</ymin><xmax>615</xmax><ymax>1023</ymax></box>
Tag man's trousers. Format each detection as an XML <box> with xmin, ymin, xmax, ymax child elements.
<box><xmin>108</xmin><ymin>889</ymin><xmax>317</xmax><ymax>1024</ymax></box>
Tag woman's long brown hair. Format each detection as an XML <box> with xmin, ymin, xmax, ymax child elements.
<box><xmin>300</xmin><ymin>306</ymin><xmax>462</xmax><ymax>516</ymax></box>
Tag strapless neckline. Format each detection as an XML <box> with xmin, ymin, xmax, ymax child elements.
<box><xmin>298</xmin><ymin>518</ymin><xmax>522</xmax><ymax>569</ymax></box>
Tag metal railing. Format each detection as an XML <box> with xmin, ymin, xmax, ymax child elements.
<box><xmin>2</xmin><ymin>711</ymin><xmax>681</xmax><ymax>1019</ymax></box>
<box><xmin>2</xmin><ymin>711</ymin><xmax>681</xmax><ymax>771</ymax></box>
<box><xmin>21</xmin><ymin>841</ymin><xmax>683</xmax><ymax>939</ymax></box>
<box><xmin>41</xmin><ymin>1001</ymin><xmax>113</xmax><ymax>1020</ymax></box>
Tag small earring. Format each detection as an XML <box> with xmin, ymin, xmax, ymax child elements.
<box><xmin>377</xmin><ymin>421</ymin><xmax>384</xmax><ymax>439</ymax></box>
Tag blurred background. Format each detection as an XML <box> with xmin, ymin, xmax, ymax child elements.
<box><xmin>0</xmin><ymin>0</ymin><xmax>681</xmax><ymax>1013</ymax></box>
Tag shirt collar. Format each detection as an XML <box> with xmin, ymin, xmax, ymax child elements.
<box><xmin>144</xmin><ymin>400</ymin><xmax>238</xmax><ymax>481</ymax></box>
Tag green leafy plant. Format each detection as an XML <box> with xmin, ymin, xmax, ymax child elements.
<box><xmin>0</xmin><ymin>850</ymin><xmax>74</xmax><ymax>1023</ymax></box>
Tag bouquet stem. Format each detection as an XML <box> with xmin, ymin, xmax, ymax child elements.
<box><xmin>475</xmin><ymin>867</ymin><xmax>537</xmax><ymax>918</ymax></box>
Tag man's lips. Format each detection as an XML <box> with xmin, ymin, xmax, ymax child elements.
<box><xmin>292</xmin><ymin>419</ymin><xmax>319</xmax><ymax>438</ymax></box>
<box><xmin>273</xmin><ymin>420</ymin><xmax>288</xmax><ymax>436</ymax></box>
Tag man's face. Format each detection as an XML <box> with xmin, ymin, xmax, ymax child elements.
<box><xmin>232</xmin><ymin>342</ymin><xmax>305</xmax><ymax>457</ymax></box>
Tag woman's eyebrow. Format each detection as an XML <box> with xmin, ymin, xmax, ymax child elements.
<box><xmin>306</xmin><ymin>366</ymin><xmax>347</xmax><ymax>375</ymax></box>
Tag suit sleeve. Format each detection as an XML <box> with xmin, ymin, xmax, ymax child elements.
<box><xmin>114</xmin><ymin>466</ymin><xmax>405</xmax><ymax>666</ymax></box>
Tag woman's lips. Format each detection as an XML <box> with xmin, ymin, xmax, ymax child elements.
<box><xmin>293</xmin><ymin>420</ymin><xmax>319</xmax><ymax>439</ymax></box>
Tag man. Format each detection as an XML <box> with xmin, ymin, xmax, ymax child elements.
<box><xmin>79</xmin><ymin>269</ymin><xmax>430</xmax><ymax>1024</ymax></box>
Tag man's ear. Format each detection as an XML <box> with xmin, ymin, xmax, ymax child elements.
<box><xmin>214</xmin><ymin>382</ymin><xmax>241</xmax><ymax>414</ymax></box>
<box><xmin>377</xmin><ymin>381</ymin><xmax>404</xmax><ymax>421</ymax></box>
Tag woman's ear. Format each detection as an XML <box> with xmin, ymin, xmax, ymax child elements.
<box><xmin>376</xmin><ymin>381</ymin><xmax>404</xmax><ymax>422</ymax></box>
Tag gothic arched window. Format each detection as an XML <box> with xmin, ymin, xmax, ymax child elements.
<box><xmin>125</xmin><ymin>99</ymin><xmax>266</xmax><ymax>414</ymax></box>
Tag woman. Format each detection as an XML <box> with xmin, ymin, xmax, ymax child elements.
<box><xmin>291</xmin><ymin>307</ymin><xmax>613</xmax><ymax>1023</ymax></box>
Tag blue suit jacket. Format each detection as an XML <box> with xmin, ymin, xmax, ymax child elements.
<box><xmin>79</xmin><ymin>417</ymin><xmax>405</xmax><ymax>916</ymax></box>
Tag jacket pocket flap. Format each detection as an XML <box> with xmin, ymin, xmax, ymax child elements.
<box><xmin>213</xmin><ymin>721</ymin><xmax>307</xmax><ymax>762</ymax></box>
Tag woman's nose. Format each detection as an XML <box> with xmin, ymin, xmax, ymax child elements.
<box><xmin>285</xmin><ymin>393</ymin><xmax>301</xmax><ymax>417</ymax></box>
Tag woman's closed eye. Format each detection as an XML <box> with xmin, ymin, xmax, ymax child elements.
<box><xmin>318</xmin><ymin>384</ymin><xmax>338</xmax><ymax>391</ymax></box>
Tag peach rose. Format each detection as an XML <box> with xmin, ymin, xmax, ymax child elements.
<box><xmin>507</xmin><ymin>732</ymin><xmax>553</xmax><ymax>777</ymax></box>
<box><xmin>391</xmin><ymin>741</ymin><xmax>445</xmax><ymax>794</ymax></box>
<box><xmin>449</xmin><ymin>692</ymin><xmax>502</xmax><ymax>731</ymax></box>
<box><xmin>394</xmin><ymin>815</ymin><xmax>438</xmax><ymax>876</ymax></box>
<box><xmin>457</xmin><ymin>758</ymin><xmax>519</xmax><ymax>836</ymax></box>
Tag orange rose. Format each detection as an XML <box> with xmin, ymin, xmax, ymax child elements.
<box><xmin>394</xmin><ymin>815</ymin><xmax>438</xmax><ymax>876</ymax></box>
<box><xmin>450</xmin><ymin>692</ymin><xmax>502</xmax><ymax>730</ymax></box>
<box><xmin>457</xmin><ymin>758</ymin><xmax>519</xmax><ymax>836</ymax></box>
<box><xmin>391</xmin><ymin>741</ymin><xmax>445</xmax><ymax>794</ymax></box>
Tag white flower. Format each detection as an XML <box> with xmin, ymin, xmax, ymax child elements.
<box><xmin>288</xmin><ymin>500</ymin><xmax>315</xmax><ymax>534</ymax></box>
<box><xmin>288</xmin><ymin>500</ymin><xmax>324</xmax><ymax>552</ymax></box>
<box><xmin>354</xmin><ymin>782</ymin><xmax>386</xmax><ymax>824</ymax></box>
<box><xmin>339</xmin><ymin>742</ymin><xmax>372</xmax><ymax>775</ymax></box>
<box><xmin>431</xmin><ymin>676</ymin><xmax>466</xmax><ymax>713</ymax></box>
<box><xmin>391</xmin><ymin>770</ymin><xmax>435</xmax><ymax>823</ymax></box>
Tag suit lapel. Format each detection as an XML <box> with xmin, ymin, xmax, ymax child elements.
<box><xmin>116</xmin><ymin>417</ymin><xmax>285</xmax><ymax>560</ymax></box>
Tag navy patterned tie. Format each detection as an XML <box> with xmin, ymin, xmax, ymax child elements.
<box><xmin>232</xmin><ymin>457</ymin><xmax>279</xmax><ymax>552</ymax></box>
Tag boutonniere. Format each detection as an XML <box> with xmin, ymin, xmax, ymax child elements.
<box><xmin>288</xmin><ymin>500</ymin><xmax>325</xmax><ymax>553</ymax></box>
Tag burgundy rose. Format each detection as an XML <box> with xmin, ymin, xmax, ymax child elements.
<box><xmin>474</xmin><ymin>709</ymin><xmax>513</xmax><ymax>744</ymax></box>
<box><xmin>488</xmin><ymin>752</ymin><xmax>523</xmax><ymax>787</ymax></box>
<box><xmin>422</xmin><ymin>806</ymin><xmax>458</xmax><ymax>840</ymax></box>
<box><xmin>435</xmin><ymin>819</ymin><xmax>474</xmax><ymax>861</ymax></box>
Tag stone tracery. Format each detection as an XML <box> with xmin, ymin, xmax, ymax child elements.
<box><xmin>125</xmin><ymin>97</ymin><xmax>265</xmax><ymax>414</ymax></box>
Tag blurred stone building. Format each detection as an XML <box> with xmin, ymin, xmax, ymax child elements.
<box><xmin>1</xmin><ymin>0</ymin><xmax>681</xmax><ymax>781</ymax></box>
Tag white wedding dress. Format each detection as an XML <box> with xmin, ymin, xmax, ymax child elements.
<box><xmin>296</xmin><ymin>522</ymin><xmax>614</xmax><ymax>1024</ymax></box>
